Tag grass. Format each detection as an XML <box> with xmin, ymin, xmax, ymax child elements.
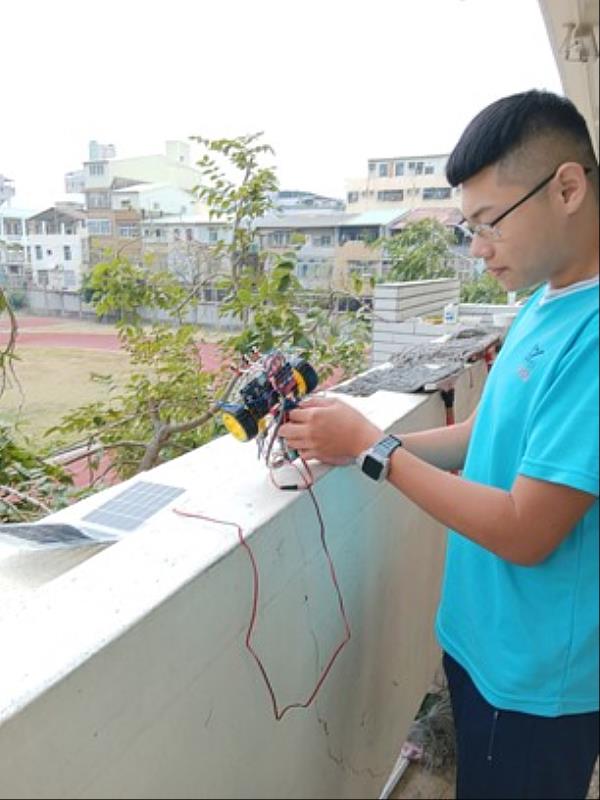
<box><xmin>0</xmin><ymin>347</ymin><xmax>134</xmax><ymax>450</ymax></box>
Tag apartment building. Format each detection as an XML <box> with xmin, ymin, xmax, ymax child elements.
<box><xmin>345</xmin><ymin>153</ymin><xmax>461</xmax><ymax>213</ymax></box>
<box><xmin>130</xmin><ymin>214</ymin><xmax>232</xmax><ymax>290</ymax></box>
<box><xmin>0</xmin><ymin>206</ymin><xmax>36</xmax><ymax>287</ymax></box>
<box><xmin>65</xmin><ymin>140</ymin><xmax>206</xmax><ymax>270</ymax></box>
<box><xmin>256</xmin><ymin>208</ymin><xmax>408</xmax><ymax>290</ymax></box>
<box><xmin>26</xmin><ymin>205</ymin><xmax>88</xmax><ymax>290</ymax></box>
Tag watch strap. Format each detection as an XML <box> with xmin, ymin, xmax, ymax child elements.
<box><xmin>373</xmin><ymin>434</ymin><xmax>403</xmax><ymax>458</ymax></box>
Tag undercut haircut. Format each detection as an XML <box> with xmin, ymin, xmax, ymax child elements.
<box><xmin>446</xmin><ymin>90</ymin><xmax>598</xmax><ymax>198</ymax></box>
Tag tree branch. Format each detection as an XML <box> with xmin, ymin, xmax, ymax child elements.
<box><xmin>0</xmin><ymin>484</ymin><xmax>52</xmax><ymax>513</ymax></box>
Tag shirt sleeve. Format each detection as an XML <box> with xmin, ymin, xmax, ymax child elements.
<box><xmin>519</xmin><ymin>328</ymin><xmax>599</xmax><ymax>496</ymax></box>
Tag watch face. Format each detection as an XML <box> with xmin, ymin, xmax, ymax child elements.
<box><xmin>362</xmin><ymin>453</ymin><xmax>384</xmax><ymax>481</ymax></box>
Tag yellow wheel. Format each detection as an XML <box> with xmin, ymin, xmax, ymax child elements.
<box><xmin>291</xmin><ymin>359</ymin><xmax>318</xmax><ymax>396</ymax></box>
<box><xmin>292</xmin><ymin>368</ymin><xmax>308</xmax><ymax>396</ymax></box>
<box><xmin>221</xmin><ymin>405</ymin><xmax>259</xmax><ymax>442</ymax></box>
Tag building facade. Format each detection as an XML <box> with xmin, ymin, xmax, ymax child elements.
<box><xmin>345</xmin><ymin>153</ymin><xmax>461</xmax><ymax>213</ymax></box>
<box><xmin>0</xmin><ymin>207</ymin><xmax>35</xmax><ymax>287</ymax></box>
<box><xmin>67</xmin><ymin>140</ymin><xmax>206</xmax><ymax>271</ymax></box>
<box><xmin>26</xmin><ymin>206</ymin><xmax>88</xmax><ymax>290</ymax></box>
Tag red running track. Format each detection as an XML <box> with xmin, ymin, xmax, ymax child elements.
<box><xmin>0</xmin><ymin>323</ymin><xmax>223</xmax><ymax>370</ymax></box>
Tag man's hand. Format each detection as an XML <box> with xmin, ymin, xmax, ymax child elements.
<box><xmin>279</xmin><ymin>396</ymin><xmax>382</xmax><ymax>464</ymax></box>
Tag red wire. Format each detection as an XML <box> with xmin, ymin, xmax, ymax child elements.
<box><xmin>173</xmin><ymin>462</ymin><xmax>351</xmax><ymax>721</ymax></box>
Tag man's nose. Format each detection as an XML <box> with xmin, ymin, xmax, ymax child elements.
<box><xmin>469</xmin><ymin>234</ymin><xmax>495</xmax><ymax>259</ymax></box>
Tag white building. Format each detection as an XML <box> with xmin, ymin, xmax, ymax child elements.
<box><xmin>0</xmin><ymin>206</ymin><xmax>36</xmax><ymax>287</ymax></box>
<box><xmin>81</xmin><ymin>140</ymin><xmax>204</xmax><ymax>197</ymax></box>
<box><xmin>137</xmin><ymin>213</ymin><xmax>233</xmax><ymax>283</ymax></box>
<box><xmin>112</xmin><ymin>183</ymin><xmax>195</xmax><ymax>217</ymax></box>
<box><xmin>26</xmin><ymin>206</ymin><xmax>88</xmax><ymax>290</ymax></box>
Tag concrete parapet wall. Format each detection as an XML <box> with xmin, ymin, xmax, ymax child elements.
<box><xmin>0</xmin><ymin>367</ymin><xmax>485</xmax><ymax>798</ymax></box>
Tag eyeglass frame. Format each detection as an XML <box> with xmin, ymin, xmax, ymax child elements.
<box><xmin>460</xmin><ymin>164</ymin><xmax>592</xmax><ymax>240</ymax></box>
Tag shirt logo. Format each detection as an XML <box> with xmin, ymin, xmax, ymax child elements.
<box><xmin>517</xmin><ymin>344</ymin><xmax>545</xmax><ymax>382</ymax></box>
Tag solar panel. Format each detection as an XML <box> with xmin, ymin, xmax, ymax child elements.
<box><xmin>0</xmin><ymin>523</ymin><xmax>98</xmax><ymax>546</ymax></box>
<box><xmin>82</xmin><ymin>481</ymin><xmax>185</xmax><ymax>532</ymax></box>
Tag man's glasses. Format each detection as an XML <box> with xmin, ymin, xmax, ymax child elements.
<box><xmin>460</xmin><ymin>165</ymin><xmax>592</xmax><ymax>241</ymax></box>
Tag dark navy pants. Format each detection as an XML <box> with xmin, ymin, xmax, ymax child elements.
<box><xmin>443</xmin><ymin>652</ymin><xmax>599</xmax><ymax>800</ymax></box>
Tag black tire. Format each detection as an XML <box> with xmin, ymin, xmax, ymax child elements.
<box><xmin>291</xmin><ymin>358</ymin><xmax>318</xmax><ymax>395</ymax></box>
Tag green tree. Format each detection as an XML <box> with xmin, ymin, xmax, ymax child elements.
<box><xmin>381</xmin><ymin>218</ymin><xmax>456</xmax><ymax>281</ymax></box>
<box><xmin>460</xmin><ymin>272</ymin><xmax>508</xmax><ymax>304</ymax></box>
<box><xmin>49</xmin><ymin>134</ymin><xmax>371</xmax><ymax>482</ymax></box>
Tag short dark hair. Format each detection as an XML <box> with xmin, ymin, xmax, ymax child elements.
<box><xmin>446</xmin><ymin>90</ymin><xmax>597</xmax><ymax>187</ymax></box>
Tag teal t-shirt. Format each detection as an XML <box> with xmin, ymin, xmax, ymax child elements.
<box><xmin>436</xmin><ymin>280</ymin><xmax>599</xmax><ymax>717</ymax></box>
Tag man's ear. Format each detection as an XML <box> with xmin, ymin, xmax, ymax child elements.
<box><xmin>555</xmin><ymin>162</ymin><xmax>588</xmax><ymax>215</ymax></box>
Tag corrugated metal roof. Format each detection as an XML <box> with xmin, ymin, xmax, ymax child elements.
<box><xmin>256</xmin><ymin>212</ymin><xmax>355</xmax><ymax>229</ymax></box>
<box><xmin>339</xmin><ymin>208</ymin><xmax>408</xmax><ymax>227</ymax></box>
<box><xmin>28</xmin><ymin>206</ymin><xmax>86</xmax><ymax>222</ymax></box>
<box><xmin>391</xmin><ymin>207</ymin><xmax>463</xmax><ymax>229</ymax></box>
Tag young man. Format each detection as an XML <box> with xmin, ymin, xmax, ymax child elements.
<box><xmin>279</xmin><ymin>90</ymin><xmax>599</xmax><ymax>800</ymax></box>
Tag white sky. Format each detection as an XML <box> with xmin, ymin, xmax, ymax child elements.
<box><xmin>2</xmin><ymin>0</ymin><xmax>562</xmax><ymax>209</ymax></box>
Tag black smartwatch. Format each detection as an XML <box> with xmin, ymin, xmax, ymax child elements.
<box><xmin>356</xmin><ymin>435</ymin><xmax>403</xmax><ymax>482</ymax></box>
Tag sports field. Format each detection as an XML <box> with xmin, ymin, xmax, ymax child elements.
<box><xmin>0</xmin><ymin>315</ymin><xmax>222</xmax><ymax>450</ymax></box>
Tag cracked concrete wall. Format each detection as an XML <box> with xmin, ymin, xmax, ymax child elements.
<box><xmin>0</xmin><ymin>365</ymin><xmax>486</xmax><ymax>799</ymax></box>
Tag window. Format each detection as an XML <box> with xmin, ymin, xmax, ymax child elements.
<box><xmin>118</xmin><ymin>225</ymin><xmax>140</xmax><ymax>238</ymax></box>
<box><xmin>88</xmin><ymin>162</ymin><xmax>105</xmax><ymax>176</ymax></box>
<box><xmin>271</xmin><ymin>231</ymin><xmax>288</xmax><ymax>246</ymax></box>
<box><xmin>378</xmin><ymin>163</ymin><xmax>388</xmax><ymax>177</ymax></box>
<box><xmin>64</xmin><ymin>245</ymin><xmax>72</xmax><ymax>261</ymax></box>
<box><xmin>395</xmin><ymin>162</ymin><xmax>405</xmax><ymax>176</ymax></box>
<box><xmin>415</xmin><ymin>162</ymin><xmax>424</xmax><ymax>175</ymax></box>
<box><xmin>35</xmin><ymin>245</ymin><xmax>43</xmax><ymax>260</ymax></box>
<box><xmin>424</xmin><ymin>165</ymin><xmax>435</xmax><ymax>175</ymax></box>
<box><xmin>26</xmin><ymin>246</ymin><xmax>31</xmax><ymax>261</ymax></box>
<box><xmin>87</xmin><ymin>219</ymin><xmax>112</xmax><ymax>235</ymax></box>
<box><xmin>347</xmin><ymin>191</ymin><xmax>359</xmax><ymax>204</ymax></box>
<box><xmin>87</xmin><ymin>192</ymin><xmax>111</xmax><ymax>208</ymax></box>
<box><xmin>377</xmin><ymin>190</ymin><xmax>404</xmax><ymax>202</ymax></box>
<box><xmin>208</xmin><ymin>229</ymin><xmax>218</xmax><ymax>243</ymax></box>
<box><xmin>173</xmin><ymin>228</ymin><xmax>181</xmax><ymax>241</ymax></box>
<box><xmin>423</xmin><ymin>187</ymin><xmax>452</xmax><ymax>200</ymax></box>
<box><xmin>46</xmin><ymin>249</ymin><xmax>52</xmax><ymax>256</ymax></box>
<box><xmin>348</xmin><ymin>260</ymin><xmax>376</xmax><ymax>278</ymax></box>
<box><xmin>64</xmin><ymin>271</ymin><xmax>76</xmax><ymax>288</ymax></box>
<box><xmin>185</xmin><ymin>228</ymin><xmax>193</xmax><ymax>242</ymax></box>
<box><xmin>368</xmin><ymin>162</ymin><xmax>376</xmax><ymax>174</ymax></box>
